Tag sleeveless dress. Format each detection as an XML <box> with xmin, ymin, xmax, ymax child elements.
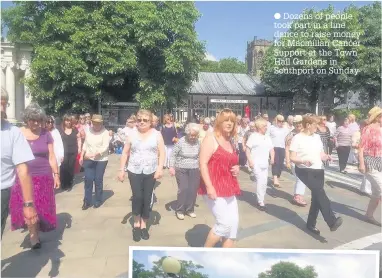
<box><xmin>198</xmin><ymin>138</ymin><xmax>241</xmax><ymax>197</ymax></box>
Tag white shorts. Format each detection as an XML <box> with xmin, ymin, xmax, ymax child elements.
<box><xmin>203</xmin><ymin>195</ymin><xmax>239</xmax><ymax>239</ymax></box>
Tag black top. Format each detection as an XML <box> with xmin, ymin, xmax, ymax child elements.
<box><xmin>60</xmin><ymin>128</ymin><xmax>79</xmax><ymax>154</ymax></box>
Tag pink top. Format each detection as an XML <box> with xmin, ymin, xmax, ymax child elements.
<box><xmin>26</xmin><ymin>129</ymin><xmax>54</xmax><ymax>176</ymax></box>
<box><xmin>360</xmin><ymin>125</ymin><xmax>382</xmax><ymax>157</ymax></box>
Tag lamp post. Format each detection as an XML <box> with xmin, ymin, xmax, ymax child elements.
<box><xmin>162</xmin><ymin>257</ymin><xmax>182</xmax><ymax>278</ymax></box>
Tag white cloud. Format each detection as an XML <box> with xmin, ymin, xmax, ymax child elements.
<box><xmin>160</xmin><ymin>251</ymin><xmax>377</xmax><ymax>278</ymax></box>
<box><xmin>147</xmin><ymin>254</ymin><xmax>161</xmax><ymax>268</ymax></box>
<box><xmin>205</xmin><ymin>52</ymin><xmax>218</xmax><ymax>62</ymax></box>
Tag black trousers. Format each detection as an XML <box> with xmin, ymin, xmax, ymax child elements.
<box><xmin>272</xmin><ymin>147</ymin><xmax>285</xmax><ymax>177</ymax></box>
<box><xmin>128</xmin><ymin>171</ymin><xmax>156</xmax><ymax>219</ymax></box>
<box><xmin>337</xmin><ymin>146</ymin><xmax>351</xmax><ymax>172</ymax></box>
<box><xmin>328</xmin><ymin>138</ymin><xmax>334</xmax><ymax>155</ymax></box>
<box><xmin>238</xmin><ymin>143</ymin><xmax>247</xmax><ymax>166</ymax></box>
<box><xmin>60</xmin><ymin>152</ymin><xmax>77</xmax><ymax>189</ymax></box>
<box><xmin>1</xmin><ymin>188</ymin><xmax>11</xmax><ymax>238</ymax></box>
<box><xmin>295</xmin><ymin>167</ymin><xmax>336</xmax><ymax>228</ymax></box>
<box><xmin>175</xmin><ymin>168</ymin><xmax>200</xmax><ymax>213</ymax></box>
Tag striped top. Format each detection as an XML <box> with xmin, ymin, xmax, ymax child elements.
<box><xmin>334</xmin><ymin>126</ymin><xmax>352</xmax><ymax>147</ymax></box>
<box><xmin>198</xmin><ymin>138</ymin><xmax>241</xmax><ymax>197</ymax></box>
<box><xmin>316</xmin><ymin>126</ymin><xmax>330</xmax><ymax>153</ymax></box>
<box><xmin>169</xmin><ymin>136</ymin><xmax>200</xmax><ymax>169</ymax></box>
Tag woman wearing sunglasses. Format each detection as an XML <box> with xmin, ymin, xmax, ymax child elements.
<box><xmin>118</xmin><ymin>109</ymin><xmax>165</xmax><ymax>242</ymax></box>
<box><xmin>46</xmin><ymin>116</ymin><xmax>64</xmax><ymax>168</ymax></box>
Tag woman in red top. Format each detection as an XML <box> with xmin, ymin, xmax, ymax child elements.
<box><xmin>358</xmin><ymin>107</ymin><xmax>382</xmax><ymax>227</ymax></box>
<box><xmin>199</xmin><ymin>108</ymin><xmax>241</xmax><ymax>248</ymax></box>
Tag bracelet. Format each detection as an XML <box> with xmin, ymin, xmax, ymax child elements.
<box><xmin>23</xmin><ymin>201</ymin><xmax>34</xmax><ymax>208</ymax></box>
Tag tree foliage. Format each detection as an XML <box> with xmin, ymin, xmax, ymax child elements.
<box><xmin>132</xmin><ymin>257</ymin><xmax>209</xmax><ymax>278</ymax></box>
<box><xmin>200</xmin><ymin>57</ymin><xmax>247</xmax><ymax>73</ymax></box>
<box><xmin>258</xmin><ymin>261</ymin><xmax>318</xmax><ymax>278</ymax></box>
<box><xmin>2</xmin><ymin>1</ymin><xmax>205</xmax><ymax>114</ymax></box>
<box><xmin>260</xmin><ymin>2</ymin><xmax>381</xmax><ymax>110</ymax></box>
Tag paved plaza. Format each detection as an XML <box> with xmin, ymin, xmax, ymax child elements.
<box><xmin>1</xmin><ymin>154</ymin><xmax>381</xmax><ymax>277</ymax></box>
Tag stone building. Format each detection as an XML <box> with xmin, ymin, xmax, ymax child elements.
<box><xmin>1</xmin><ymin>40</ymin><xmax>33</xmax><ymax>123</ymax></box>
<box><xmin>246</xmin><ymin>37</ymin><xmax>272</xmax><ymax>77</ymax></box>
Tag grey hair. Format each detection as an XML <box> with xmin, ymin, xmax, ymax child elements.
<box><xmin>203</xmin><ymin>117</ymin><xmax>211</xmax><ymax>124</ymax></box>
<box><xmin>185</xmin><ymin>123</ymin><xmax>200</xmax><ymax>135</ymax></box>
<box><xmin>23</xmin><ymin>103</ymin><xmax>46</xmax><ymax>123</ymax></box>
<box><xmin>1</xmin><ymin>87</ymin><xmax>9</xmax><ymax>101</ymax></box>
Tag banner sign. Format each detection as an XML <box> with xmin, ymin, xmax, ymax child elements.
<box><xmin>210</xmin><ymin>99</ymin><xmax>248</xmax><ymax>104</ymax></box>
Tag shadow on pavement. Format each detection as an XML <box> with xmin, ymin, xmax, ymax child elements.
<box><xmin>121</xmin><ymin>211</ymin><xmax>161</xmax><ymax>230</ymax></box>
<box><xmin>95</xmin><ymin>189</ymin><xmax>114</xmax><ymax>206</ymax></box>
<box><xmin>238</xmin><ymin>190</ymin><xmax>328</xmax><ymax>243</ymax></box>
<box><xmin>1</xmin><ymin>212</ymin><xmax>72</xmax><ymax>278</ymax></box>
<box><xmin>331</xmin><ymin>201</ymin><xmax>381</xmax><ymax>227</ymax></box>
<box><xmin>326</xmin><ymin>181</ymin><xmax>369</xmax><ymax>197</ymax></box>
<box><xmin>185</xmin><ymin>224</ymin><xmax>222</xmax><ymax>247</ymax></box>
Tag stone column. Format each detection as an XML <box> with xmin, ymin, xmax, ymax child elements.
<box><xmin>23</xmin><ymin>65</ymin><xmax>32</xmax><ymax>108</ymax></box>
<box><xmin>5</xmin><ymin>62</ymin><xmax>16</xmax><ymax>122</ymax></box>
<box><xmin>1</xmin><ymin>62</ymin><xmax>6</xmax><ymax>89</ymax></box>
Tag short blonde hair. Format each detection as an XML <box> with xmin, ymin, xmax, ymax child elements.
<box><xmin>214</xmin><ymin>108</ymin><xmax>237</xmax><ymax>138</ymax></box>
<box><xmin>254</xmin><ymin>118</ymin><xmax>267</xmax><ymax>129</ymax></box>
<box><xmin>302</xmin><ymin>114</ymin><xmax>319</xmax><ymax>128</ymax></box>
<box><xmin>137</xmin><ymin>109</ymin><xmax>153</xmax><ymax>122</ymax></box>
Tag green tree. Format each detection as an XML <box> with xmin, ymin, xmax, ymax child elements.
<box><xmin>2</xmin><ymin>1</ymin><xmax>205</xmax><ymax>114</ymax></box>
<box><xmin>200</xmin><ymin>57</ymin><xmax>247</xmax><ymax>73</ymax></box>
<box><xmin>258</xmin><ymin>261</ymin><xmax>318</xmax><ymax>278</ymax></box>
<box><xmin>132</xmin><ymin>257</ymin><xmax>209</xmax><ymax>278</ymax></box>
<box><xmin>261</xmin><ymin>4</ymin><xmax>381</xmax><ymax>110</ymax></box>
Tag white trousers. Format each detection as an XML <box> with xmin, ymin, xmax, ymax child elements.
<box><xmin>291</xmin><ymin>164</ymin><xmax>306</xmax><ymax>195</ymax></box>
<box><xmin>203</xmin><ymin>195</ymin><xmax>239</xmax><ymax>239</ymax></box>
<box><xmin>348</xmin><ymin>148</ymin><xmax>358</xmax><ymax>164</ymax></box>
<box><xmin>165</xmin><ymin>145</ymin><xmax>174</xmax><ymax>168</ymax></box>
<box><xmin>252</xmin><ymin>166</ymin><xmax>268</xmax><ymax>204</ymax></box>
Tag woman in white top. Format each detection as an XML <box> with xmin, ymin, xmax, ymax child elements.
<box><xmin>118</xmin><ymin>109</ymin><xmax>165</xmax><ymax>242</ymax></box>
<box><xmin>246</xmin><ymin>118</ymin><xmax>275</xmax><ymax>210</ymax></box>
<box><xmin>289</xmin><ymin>114</ymin><xmax>343</xmax><ymax>236</ymax></box>
<box><xmin>269</xmin><ymin>114</ymin><xmax>289</xmax><ymax>187</ymax></box>
<box><xmin>79</xmin><ymin>114</ymin><xmax>110</xmax><ymax>210</ymax></box>
<box><xmin>46</xmin><ymin>116</ymin><xmax>64</xmax><ymax>168</ymax></box>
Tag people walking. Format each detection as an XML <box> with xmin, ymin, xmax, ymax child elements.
<box><xmin>289</xmin><ymin>114</ymin><xmax>343</xmax><ymax>235</ymax></box>
<box><xmin>198</xmin><ymin>108</ymin><xmax>241</xmax><ymax>248</ymax></box>
<box><xmin>79</xmin><ymin>115</ymin><xmax>110</xmax><ymax>209</ymax></box>
<box><xmin>10</xmin><ymin>103</ymin><xmax>60</xmax><ymax>248</ymax></box>
<box><xmin>358</xmin><ymin>107</ymin><xmax>382</xmax><ymax>227</ymax></box>
<box><xmin>237</xmin><ymin>118</ymin><xmax>249</xmax><ymax>167</ymax></box>
<box><xmin>169</xmin><ymin>123</ymin><xmax>201</xmax><ymax>220</ymax></box>
<box><xmin>316</xmin><ymin>116</ymin><xmax>331</xmax><ymax>167</ymax></box>
<box><xmin>326</xmin><ymin>114</ymin><xmax>337</xmax><ymax>155</ymax></box>
<box><xmin>1</xmin><ymin>89</ymin><xmax>38</xmax><ymax>240</ymax></box>
<box><xmin>269</xmin><ymin>115</ymin><xmax>289</xmax><ymax>187</ymax></box>
<box><xmin>334</xmin><ymin>118</ymin><xmax>353</xmax><ymax>173</ymax></box>
<box><xmin>245</xmin><ymin>118</ymin><xmax>274</xmax><ymax>211</ymax></box>
<box><xmin>285</xmin><ymin>115</ymin><xmax>307</xmax><ymax>206</ymax></box>
<box><xmin>348</xmin><ymin>114</ymin><xmax>360</xmax><ymax>165</ymax></box>
<box><xmin>59</xmin><ymin>114</ymin><xmax>82</xmax><ymax>190</ymax></box>
<box><xmin>118</xmin><ymin>109</ymin><xmax>165</xmax><ymax>242</ymax></box>
<box><xmin>46</xmin><ymin>115</ymin><xmax>64</xmax><ymax>168</ymax></box>
<box><xmin>161</xmin><ymin>114</ymin><xmax>178</xmax><ymax>168</ymax></box>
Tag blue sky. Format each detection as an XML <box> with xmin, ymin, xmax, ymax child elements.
<box><xmin>132</xmin><ymin>249</ymin><xmax>378</xmax><ymax>278</ymax></box>
<box><xmin>1</xmin><ymin>1</ymin><xmax>374</xmax><ymax>62</ymax></box>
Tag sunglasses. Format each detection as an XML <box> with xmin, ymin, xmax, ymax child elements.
<box><xmin>47</xmin><ymin>121</ymin><xmax>54</xmax><ymax>124</ymax></box>
<box><xmin>137</xmin><ymin>118</ymin><xmax>149</xmax><ymax>123</ymax></box>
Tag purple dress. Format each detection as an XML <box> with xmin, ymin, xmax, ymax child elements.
<box><xmin>10</xmin><ymin>128</ymin><xmax>57</xmax><ymax>232</ymax></box>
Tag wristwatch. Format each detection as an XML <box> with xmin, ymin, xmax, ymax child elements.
<box><xmin>23</xmin><ymin>201</ymin><xmax>34</xmax><ymax>208</ymax></box>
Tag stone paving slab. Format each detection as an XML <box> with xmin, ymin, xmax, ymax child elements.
<box><xmin>1</xmin><ymin>154</ymin><xmax>381</xmax><ymax>277</ymax></box>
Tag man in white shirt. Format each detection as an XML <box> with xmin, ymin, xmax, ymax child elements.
<box><xmin>1</xmin><ymin>88</ymin><xmax>38</xmax><ymax>238</ymax></box>
<box><xmin>246</xmin><ymin>118</ymin><xmax>275</xmax><ymax>211</ymax></box>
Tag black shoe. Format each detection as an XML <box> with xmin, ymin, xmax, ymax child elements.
<box><xmin>94</xmin><ymin>202</ymin><xmax>101</xmax><ymax>208</ymax></box>
<box><xmin>31</xmin><ymin>241</ymin><xmax>41</xmax><ymax>250</ymax></box>
<box><xmin>258</xmin><ymin>204</ymin><xmax>266</xmax><ymax>211</ymax></box>
<box><xmin>133</xmin><ymin>227</ymin><xmax>141</xmax><ymax>242</ymax></box>
<box><xmin>141</xmin><ymin>228</ymin><xmax>150</xmax><ymax>240</ymax></box>
<box><xmin>82</xmin><ymin>202</ymin><xmax>91</xmax><ymax>210</ymax></box>
<box><xmin>330</xmin><ymin>217</ymin><xmax>343</xmax><ymax>231</ymax></box>
<box><xmin>307</xmin><ymin>226</ymin><xmax>320</xmax><ymax>235</ymax></box>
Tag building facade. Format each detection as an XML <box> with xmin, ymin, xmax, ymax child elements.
<box><xmin>246</xmin><ymin>37</ymin><xmax>272</xmax><ymax>77</ymax></box>
<box><xmin>1</xmin><ymin>41</ymin><xmax>33</xmax><ymax>123</ymax></box>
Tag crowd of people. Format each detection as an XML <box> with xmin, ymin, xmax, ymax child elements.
<box><xmin>1</xmin><ymin>85</ymin><xmax>381</xmax><ymax>249</ymax></box>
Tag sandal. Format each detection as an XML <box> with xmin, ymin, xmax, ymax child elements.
<box><xmin>365</xmin><ymin>217</ymin><xmax>382</xmax><ymax>227</ymax></box>
<box><xmin>293</xmin><ymin>195</ymin><xmax>307</xmax><ymax>207</ymax></box>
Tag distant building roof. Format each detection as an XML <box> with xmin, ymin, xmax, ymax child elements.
<box><xmin>190</xmin><ymin>72</ymin><xmax>265</xmax><ymax>96</ymax></box>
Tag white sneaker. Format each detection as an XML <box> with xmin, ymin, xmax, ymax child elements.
<box><xmin>187</xmin><ymin>212</ymin><xmax>196</xmax><ymax>218</ymax></box>
<box><xmin>176</xmin><ymin>212</ymin><xmax>185</xmax><ymax>220</ymax></box>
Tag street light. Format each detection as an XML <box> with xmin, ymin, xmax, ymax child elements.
<box><xmin>162</xmin><ymin>256</ymin><xmax>182</xmax><ymax>278</ymax></box>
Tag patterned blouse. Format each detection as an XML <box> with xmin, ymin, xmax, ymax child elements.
<box><xmin>169</xmin><ymin>136</ymin><xmax>200</xmax><ymax>169</ymax></box>
<box><xmin>360</xmin><ymin>125</ymin><xmax>382</xmax><ymax>172</ymax></box>
<box><xmin>127</xmin><ymin>129</ymin><xmax>159</xmax><ymax>175</ymax></box>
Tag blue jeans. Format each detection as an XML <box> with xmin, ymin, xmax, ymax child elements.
<box><xmin>83</xmin><ymin>160</ymin><xmax>108</xmax><ymax>205</ymax></box>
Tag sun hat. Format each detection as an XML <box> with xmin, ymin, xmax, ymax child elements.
<box><xmin>293</xmin><ymin>115</ymin><xmax>303</xmax><ymax>123</ymax></box>
<box><xmin>91</xmin><ymin>114</ymin><xmax>103</xmax><ymax>123</ymax></box>
<box><xmin>367</xmin><ymin>107</ymin><xmax>382</xmax><ymax>124</ymax></box>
